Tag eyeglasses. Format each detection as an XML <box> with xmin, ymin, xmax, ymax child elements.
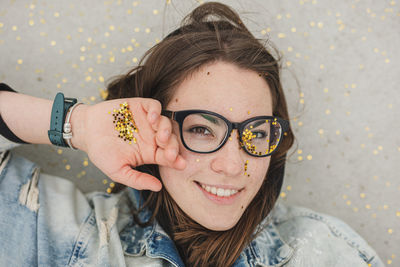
<box><xmin>161</xmin><ymin>109</ymin><xmax>289</xmax><ymax>157</ymax></box>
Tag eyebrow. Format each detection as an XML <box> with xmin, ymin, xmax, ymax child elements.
<box><xmin>199</xmin><ymin>114</ymin><xmax>220</xmax><ymax>125</ymax></box>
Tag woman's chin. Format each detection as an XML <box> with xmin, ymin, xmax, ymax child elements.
<box><xmin>195</xmin><ymin>215</ymin><xmax>240</xmax><ymax>231</ymax></box>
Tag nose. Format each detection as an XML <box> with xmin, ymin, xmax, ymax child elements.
<box><xmin>210</xmin><ymin>130</ymin><xmax>243</xmax><ymax>177</ymax></box>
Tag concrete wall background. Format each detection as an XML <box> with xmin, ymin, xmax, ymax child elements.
<box><xmin>0</xmin><ymin>0</ymin><xmax>398</xmax><ymax>264</ymax></box>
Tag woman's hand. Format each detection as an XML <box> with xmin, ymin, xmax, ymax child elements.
<box><xmin>71</xmin><ymin>98</ymin><xmax>185</xmax><ymax>192</ymax></box>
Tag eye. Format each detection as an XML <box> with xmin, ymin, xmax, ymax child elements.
<box><xmin>253</xmin><ymin>131</ymin><xmax>267</xmax><ymax>139</ymax></box>
<box><xmin>187</xmin><ymin>126</ymin><xmax>214</xmax><ymax>137</ymax></box>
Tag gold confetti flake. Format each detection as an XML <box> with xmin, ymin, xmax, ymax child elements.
<box><xmin>366</xmin><ymin>204</ymin><xmax>371</xmax><ymax>209</ymax></box>
<box><xmin>54</xmin><ymin>12</ymin><xmax>60</xmax><ymax>17</ymax></box>
<box><xmin>297</xmin><ymin>156</ymin><xmax>303</xmax><ymax>161</ymax></box>
<box><xmin>57</xmin><ymin>149</ymin><xmax>63</xmax><ymax>154</ymax></box>
<box><xmin>0</xmin><ymin>23</ymin><xmax>3</xmax><ymax>28</ymax></box>
<box><xmin>388</xmin><ymin>229</ymin><xmax>393</xmax><ymax>234</ymax></box>
<box><xmin>278</xmin><ymin>33</ymin><xmax>286</xmax><ymax>38</ymax></box>
<box><xmin>17</xmin><ymin>59</ymin><xmax>23</xmax><ymax>64</ymax></box>
<box><xmin>50</xmin><ymin>40</ymin><xmax>56</xmax><ymax>46</ymax></box>
<box><xmin>360</xmin><ymin>193</ymin><xmax>366</xmax><ymax>198</ymax></box>
<box><xmin>318</xmin><ymin>129</ymin><xmax>324</xmax><ymax>135</ymax></box>
<box><xmin>65</xmin><ymin>164</ymin><xmax>71</xmax><ymax>170</ymax></box>
<box><xmin>306</xmin><ymin>155</ymin><xmax>312</xmax><ymax>160</ymax></box>
<box><xmin>29</xmin><ymin>20</ymin><xmax>34</xmax><ymax>26</ymax></box>
<box><xmin>153</xmin><ymin>9</ymin><xmax>159</xmax><ymax>15</ymax></box>
<box><xmin>280</xmin><ymin>192</ymin><xmax>286</xmax><ymax>198</ymax></box>
<box><xmin>291</xmin><ymin>27</ymin><xmax>296</xmax><ymax>32</ymax></box>
<box><xmin>83</xmin><ymin>160</ymin><xmax>89</xmax><ymax>166</ymax></box>
<box><xmin>103</xmin><ymin>179</ymin><xmax>108</xmax><ymax>185</ymax></box>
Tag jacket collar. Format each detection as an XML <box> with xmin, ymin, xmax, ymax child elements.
<box><xmin>121</xmin><ymin>188</ymin><xmax>293</xmax><ymax>267</ymax></box>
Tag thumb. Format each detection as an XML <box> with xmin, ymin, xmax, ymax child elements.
<box><xmin>113</xmin><ymin>165</ymin><xmax>162</xmax><ymax>192</ymax></box>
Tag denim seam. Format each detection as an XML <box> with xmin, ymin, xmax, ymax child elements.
<box><xmin>67</xmin><ymin>210</ymin><xmax>96</xmax><ymax>266</ymax></box>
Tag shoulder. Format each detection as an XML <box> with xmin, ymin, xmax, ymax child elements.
<box><xmin>269</xmin><ymin>202</ymin><xmax>384</xmax><ymax>267</ymax></box>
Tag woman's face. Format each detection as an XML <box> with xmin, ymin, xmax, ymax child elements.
<box><xmin>159</xmin><ymin>61</ymin><xmax>273</xmax><ymax>231</ymax></box>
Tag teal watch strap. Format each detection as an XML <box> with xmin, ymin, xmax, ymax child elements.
<box><xmin>48</xmin><ymin>93</ymin><xmax>77</xmax><ymax>147</ymax></box>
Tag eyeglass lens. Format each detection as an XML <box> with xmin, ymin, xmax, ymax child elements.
<box><xmin>181</xmin><ymin>113</ymin><xmax>282</xmax><ymax>156</ymax></box>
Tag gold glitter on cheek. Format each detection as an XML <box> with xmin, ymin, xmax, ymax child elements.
<box><xmin>112</xmin><ymin>102</ymin><xmax>138</xmax><ymax>144</ymax></box>
<box><xmin>196</xmin><ymin>159</ymin><xmax>200</xmax><ymax>162</ymax></box>
<box><xmin>244</xmin><ymin>160</ymin><xmax>250</xmax><ymax>177</ymax></box>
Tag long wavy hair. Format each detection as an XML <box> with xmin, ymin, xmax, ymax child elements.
<box><xmin>106</xmin><ymin>2</ymin><xmax>295</xmax><ymax>266</ymax></box>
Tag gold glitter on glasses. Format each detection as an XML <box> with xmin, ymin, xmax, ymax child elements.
<box><xmin>111</xmin><ymin>102</ymin><xmax>138</xmax><ymax>144</ymax></box>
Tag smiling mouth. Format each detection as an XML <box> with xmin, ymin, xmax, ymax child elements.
<box><xmin>195</xmin><ymin>181</ymin><xmax>243</xmax><ymax>197</ymax></box>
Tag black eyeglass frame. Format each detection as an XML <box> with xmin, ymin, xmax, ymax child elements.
<box><xmin>161</xmin><ymin>109</ymin><xmax>289</xmax><ymax>157</ymax></box>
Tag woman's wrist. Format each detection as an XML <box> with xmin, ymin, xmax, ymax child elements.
<box><xmin>69</xmin><ymin>103</ymin><xmax>88</xmax><ymax>152</ymax></box>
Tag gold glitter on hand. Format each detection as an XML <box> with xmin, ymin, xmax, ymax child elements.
<box><xmin>112</xmin><ymin>102</ymin><xmax>138</xmax><ymax>144</ymax></box>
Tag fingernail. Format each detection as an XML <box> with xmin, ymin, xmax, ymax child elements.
<box><xmin>150</xmin><ymin>112</ymin><xmax>158</xmax><ymax>123</ymax></box>
<box><xmin>164</xmin><ymin>129</ymin><xmax>170</xmax><ymax>138</ymax></box>
<box><xmin>170</xmin><ymin>148</ymin><xmax>178</xmax><ymax>159</ymax></box>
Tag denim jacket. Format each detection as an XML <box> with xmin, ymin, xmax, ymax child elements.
<box><xmin>0</xmin><ymin>135</ymin><xmax>384</xmax><ymax>267</ymax></box>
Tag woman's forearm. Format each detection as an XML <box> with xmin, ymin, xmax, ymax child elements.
<box><xmin>0</xmin><ymin>91</ymin><xmax>87</xmax><ymax>150</ymax></box>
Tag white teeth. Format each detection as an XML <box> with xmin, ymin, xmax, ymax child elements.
<box><xmin>211</xmin><ymin>187</ymin><xmax>217</xmax><ymax>195</ymax></box>
<box><xmin>217</xmin><ymin>188</ymin><xmax>224</xmax><ymax>197</ymax></box>
<box><xmin>200</xmin><ymin>183</ymin><xmax>239</xmax><ymax>197</ymax></box>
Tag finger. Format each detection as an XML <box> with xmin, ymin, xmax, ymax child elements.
<box><xmin>163</xmin><ymin>133</ymin><xmax>180</xmax><ymax>162</ymax></box>
<box><xmin>172</xmin><ymin>155</ymin><xmax>187</xmax><ymax>170</ymax></box>
<box><xmin>155</xmin><ymin>116</ymin><xmax>172</xmax><ymax>148</ymax></box>
<box><xmin>112</xmin><ymin>165</ymin><xmax>162</xmax><ymax>191</ymax></box>
<box><xmin>154</xmin><ymin>147</ymin><xmax>187</xmax><ymax>170</ymax></box>
<box><xmin>137</xmin><ymin>98</ymin><xmax>162</xmax><ymax>124</ymax></box>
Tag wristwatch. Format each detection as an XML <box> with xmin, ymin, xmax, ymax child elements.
<box><xmin>48</xmin><ymin>93</ymin><xmax>77</xmax><ymax>147</ymax></box>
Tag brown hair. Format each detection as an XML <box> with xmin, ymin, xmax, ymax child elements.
<box><xmin>106</xmin><ymin>2</ymin><xmax>295</xmax><ymax>266</ymax></box>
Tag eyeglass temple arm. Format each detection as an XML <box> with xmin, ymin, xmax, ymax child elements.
<box><xmin>161</xmin><ymin>110</ymin><xmax>174</xmax><ymax>119</ymax></box>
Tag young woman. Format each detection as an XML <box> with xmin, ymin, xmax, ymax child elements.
<box><xmin>0</xmin><ymin>2</ymin><xmax>383</xmax><ymax>267</ymax></box>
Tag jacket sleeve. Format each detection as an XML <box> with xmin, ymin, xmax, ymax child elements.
<box><xmin>0</xmin><ymin>83</ymin><xmax>30</xmax><ymax>153</ymax></box>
